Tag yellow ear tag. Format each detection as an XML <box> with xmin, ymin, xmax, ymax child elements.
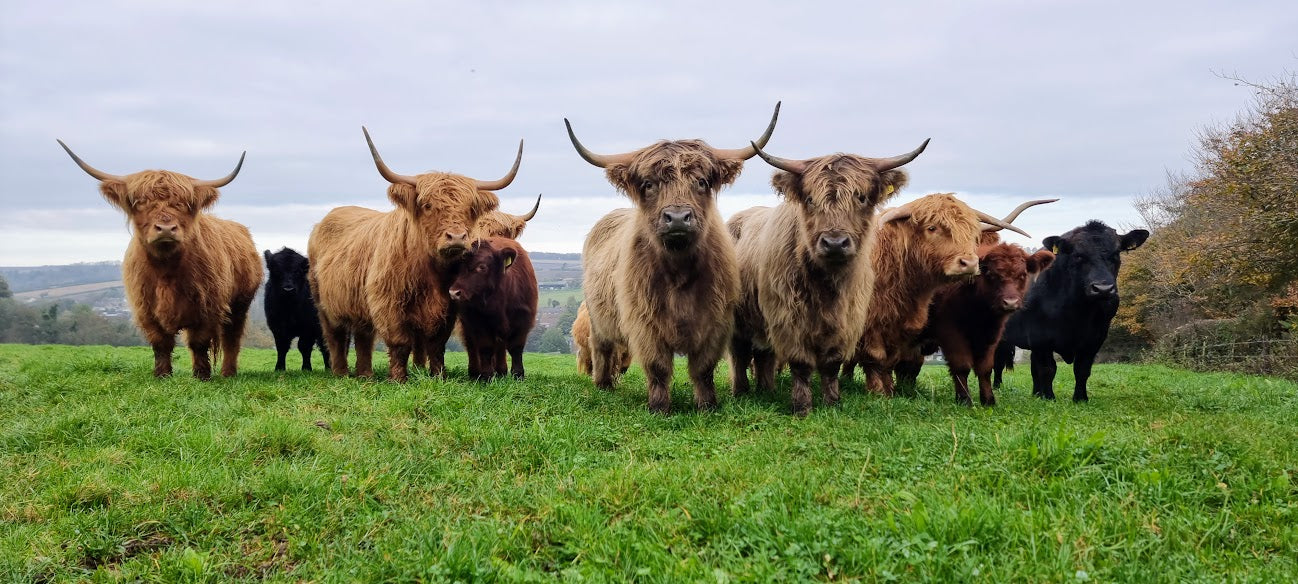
<box><xmin>1051</xmin><ymin>245</ymin><xmax>1059</xmax><ymax>254</ymax></box>
<box><xmin>503</xmin><ymin>255</ymin><xmax>514</xmax><ymax>268</ymax></box>
<box><xmin>884</xmin><ymin>184</ymin><xmax>895</xmax><ymax>196</ymax></box>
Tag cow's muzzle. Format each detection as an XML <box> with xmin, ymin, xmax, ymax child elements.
<box><xmin>1086</xmin><ymin>282</ymin><xmax>1116</xmax><ymax>298</ymax></box>
<box><xmin>815</xmin><ymin>231</ymin><xmax>856</xmax><ymax>263</ymax></box>
<box><xmin>945</xmin><ymin>254</ymin><xmax>979</xmax><ymax>277</ymax></box>
<box><xmin>658</xmin><ymin>205</ymin><xmax>698</xmax><ymax>250</ymax></box>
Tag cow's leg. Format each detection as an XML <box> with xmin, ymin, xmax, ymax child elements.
<box><xmin>509</xmin><ymin>341</ymin><xmax>525</xmax><ymax>380</ymax></box>
<box><xmin>494</xmin><ymin>343</ymin><xmax>508</xmax><ymax>379</ymax></box>
<box><xmin>817</xmin><ymin>359</ymin><xmax>842</xmax><ymax>409</ymax></box>
<box><xmin>387</xmin><ymin>341</ymin><xmax>412</xmax><ymax>383</ymax></box>
<box><xmin>353</xmin><ymin>328</ymin><xmax>375</xmax><ymax>379</ymax></box>
<box><xmin>186</xmin><ymin>329</ymin><xmax>215</xmax><ymax>381</ymax></box>
<box><xmin>317</xmin><ymin>334</ymin><xmax>331</xmax><ymax>373</ymax></box>
<box><xmin>1072</xmin><ymin>351</ymin><xmax>1097</xmax><ymax>403</ymax></box>
<box><xmin>411</xmin><ymin>337</ymin><xmax>428</xmax><ymax>371</ymax></box>
<box><xmin>753</xmin><ymin>348</ymin><xmax>777</xmax><ymax>393</ymax></box>
<box><xmin>1030</xmin><ymin>349</ymin><xmax>1057</xmax><ymax>399</ymax></box>
<box><xmin>145</xmin><ymin>325</ymin><xmax>175</xmax><ymax>378</ymax></box>
<box><xmin>576</xmin><ymin>341</ymin><xmax>592</xmax><ymax>376</ymax></box>
<box><xmin>789</xmin><ymin>361</ymin><xmax>814</xmax><ymax>416</ymax></box>
<box><xmin>948</xmin><ymin>364</ymin><xmax>973</xmax><ymax>406</ymax></box>
<box><xmin>219</xmin><ymin>296</ymin><xmax>252</xmax><ymax>377</ymax></box>
<box><xmin>464</xmin><ymin>334</ymin><xmax>482</xmax><ymax>379</ymax></box>
<box><xmin>321</xmin><ymin>317</ymin><xmax>350</xmax><ymax>377</ymax></box>
<box><xmin>641</xmin><ymin>345</ymin><xmax>674</xmax><ymax>414</ymax></box>
<box><xmin>427</xmin><ymin>312</ymin><xmax>455</xmax><ymax>378</ymax></box>
<box><xmin>298</xmin><ymin>334</ymin><xmax>314</xmax><ymax>371</ymax></box>
<box><xmin>590</xmin><ymin>339</ymin><xmax>618</xmax><ymax>390</ymax></box>
<box><xmin>863</xmin><ymin>361</ymin><xmax>895</xmax><ymax>397</ymax></box>
<box><xmin>840</xmin><ymin>357</ymin><xmax>857</xmax><ymax>389</ymax></box>
<box><xmin>729</xmin><ymin>335</ymin><xmax>753</xmax><ymax>397</ymax></box>
<box><xmin>687</xmin><ymin>347</ymin><xmax>721</xmax><ymax>412</ymax></box>
<box><xmin>894</xmin><ymin>357</ymin><xmax>922</xmax><ymax>394</ymax></box>
<box><xmin>975</xmin><ymin>346</ymin><xmax>997</xmax><ymax>407</ymax></box>
<box><xmin>272</xmin><ymin>330</ymin><xmax>291</xmax><ymax>372</ymax></box>
<box><xmin>992</xmin><ymin>342</ymin><xmax>1014</xmax><ymax>388</ymax></box>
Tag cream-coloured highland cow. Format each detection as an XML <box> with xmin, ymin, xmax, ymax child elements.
<box><xmin>568</xmin><ymin>103</ymin><xmax>780</xmax><ymax>413</ymax></box>
<box><xmin>729</xmin><ymin>139</ymin><xmax>928</xmax><ymax>415</ymax></box>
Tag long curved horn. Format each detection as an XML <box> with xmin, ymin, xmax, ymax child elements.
<box><xmin>981</xmin><ymin>198</ymin><xmax>1058</xmax><ymax>232</ymax></box>
<box><xmin>750</xmin><ymin>140</ymin><xmax>807</xmax><ymax>174</ymax></box>
<box><xmin>57</xmin><ymin>140</ymin><xmax>124</xmax><ymax>182</ymax></box>
<box><xmin>711</xmin><ymin>101</ymin><xmax>781</xmax><ymax>160</ymax></box>
<box><xmin>878</xmin><ymin>203</ymin><xmax>914</xmax><ymax>225</ymax></box>
<box><xmin>565</xmin><ymin>119</ymin><xmax>637</xmax><ymax>168</ymax></box>
<box><xmin>476</xmin><ymin>139</ymin><xmax>524</xmax><ymax>191</ymax></box>
<box><xmin>192</xmin><ymin>151</ymin><xmax>247</xmax><ymax>188</ymax></box>
<box><xmin>362</xmin><ymin>126</ymin><xmax>417</xmax><ymax>185</ymax></box>
<box><xmin>520</xmin><ymin>193</ymin><xmax>541</xmax><ymax>221</ymax></box>
<box><xmin>974</xmin><ymin>209</ymin><xmax>1031</xmax><ymax>237</ymax></box>
<box><xmin>873</xmin><ymin>138</ymin><xmax>931</xmax><ymax>172</ymax></box>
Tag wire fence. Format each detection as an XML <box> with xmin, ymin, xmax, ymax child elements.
<box><xmin>1151</xmin><ymin>337</ymin><xmax>1298</xmax><ymax>379</ymax></box>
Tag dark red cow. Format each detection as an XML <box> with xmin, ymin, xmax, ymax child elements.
<box><xmin>897</xmin><ymin>243</ymin><xmax>1054</xmax><ymax>405</ymax></box>
<box><xmin>448</xmin><ymin>237</ymin><xmax>539</xmax><ymax>380</ymax></box>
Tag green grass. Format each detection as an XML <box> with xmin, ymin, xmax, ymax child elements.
<box><xmin>537</xmin><ymin>288</ymin><xmax>582</xmax><ymax>307</ymax></box>
<box><xmin>1</xmin><ymin>343</ymin><xmax>1295</xmax><ymax>582</ymax></box>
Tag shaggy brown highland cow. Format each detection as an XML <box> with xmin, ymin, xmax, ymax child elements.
<box><xmin>57</xmin><ymin>140</ymin><xmax>261</xmax><ymax>380</ymax></box>
<box><xmin>843</xmin><ymin>194</ymin><xmax>1033</xmax><ymax>396</ymax></box>
<box><xmin>308</xmin><ymin>128</ymin><xmax>518</xmax><ymax>382</ymax></box>
<box><xmin>568</xmin><ymin>103</ymin><xmax>780</xmax><ymax>413</ymax></box>
<box><xmin>473</xmin><ymin>194</ymin><xmax>541</xmax><ymax>239</ymax></box>
<box><xmin>729</xmin><ymin>139</ymin><xmax>928</xmax><ymax>415</ymax></box>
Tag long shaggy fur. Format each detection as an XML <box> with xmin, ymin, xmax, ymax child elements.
<box><xmin>729</xmin><ymin>153</ymin><xmax>908</xmax><ymax>414</ymax></box>
<box><xmin>583</xmin><ymin>140</ymin><xmax>743</xmax><ymax>413</ymax></box>
<box><xmin>97</xmin><ymin>170</ymin><xmax>260</xmax><ymax>380</ymax></box>
<box><xmin>846</xmin><ymin>193</ymin><xmax>984</xmax><ymax>395</ymax></box>
<box><xmin>573</xmin><ymin>300</ymin><xmax>630</xmax><ymax>377</ymax></box>
<box><xmin>308</xmin><ymin>172</ymin><xmax>499</xmax><ymax>382</ymax></box>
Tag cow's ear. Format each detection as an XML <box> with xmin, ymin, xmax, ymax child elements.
<box><xmin>264</xmin><ymin>250</ymin><xmax>273</xmax><ymax>264</ymax></box>
<box><xmin>472</xmin><ymin>191</ymin><xmax>501</xmax><ymax>220</ymax></box>
<box><xmin>771</xmin><ymin>172</ymin><xmax>803</xmax><ymax>204</ymax></box>
<box><xmin>388</xmin><ymin>183</ymin><xmax>417</xmax><ymax>212</ymax></box>
<box><xmin>98</xmin><ymin>180</ymin><xmax>130</xmax><ymax>211</ymax></box>
<box><xmin>501</xmin><ymin>248</ymin><xmax>517</xmax><ymax>270</ymax></box>
<box><xmin>604</xmin><ymin>164</ymin><xmax>637</xmax><ymax>200</ymax></box>
<box><xmin>1043</xmin><ymin>236</ymin><xmax>1072</xmax><ymax>255</ymax></box>
<box><xmin>877</xmin><ymin>169</ymin><xmax>909</xmax><ymax>204</ymax></box>
<box><xmin>715</xmin><ymin>158</ymin><xmax>744</xmax><ymax>187</ymax></box>
<box><xmin>1120</xmin><ymin>229</ymin><xmax>1150</xmax><ymax>251</ymax></box>
<box><xmin>1027</xmin><ymin>249</ymin><xmax>1056</xmax><ymax>274</ymax></box>
<box><xmin>194</xmin><ymin>185</ymin><xmax>220</xmax><ymax>210</ymax></box>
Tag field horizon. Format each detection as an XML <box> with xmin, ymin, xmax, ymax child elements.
<box><xmin>2</xmin><ymin>343</ymin><xmax>1295</xmax><ymax>582</ymax></box>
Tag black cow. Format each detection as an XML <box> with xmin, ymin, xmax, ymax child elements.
<box><xmin>264</xmin><ymin>248</ymin><xmax>330</xmax><ymax>371</ymax></box>
<box><xmin>996</xmin><ymin>221</ymin><xmax>1148</xmax><ymax>401</ymax></box>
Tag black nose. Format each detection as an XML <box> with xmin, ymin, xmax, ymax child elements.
<box><xmin>662</xmin><ymin>208</ymin><xmax>694</xmax><ymax>230</ymax></box>
<box><xmin>1089</xmin><ymin>282</ymin><xmax>1115</xmax><ymax>296</ymax></box>
<box><xmin>817</xmin><ymin>234</ymin><xmax>852</xmax><ymax>255</ymax></box>
<box><xmin>282</xmin><ymin>285</ymin><xmax>295</xmax><ymax>293</ymax></box>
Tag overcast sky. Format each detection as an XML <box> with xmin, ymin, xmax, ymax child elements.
<box><xmin>1</xmin><ymin>0</ymin><xmax>1294</xmax><ymax>266</ymax></box>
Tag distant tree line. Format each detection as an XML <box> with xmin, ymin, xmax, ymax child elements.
<box><xmin>0</xmin><ymin>276</ymin><xmax>144</xmax><ymax>346</ymax></box>
<box><xmin>1116</xmin><ymin>72</ymin><xmax>1297</xmax><ymax>377</ymax></box>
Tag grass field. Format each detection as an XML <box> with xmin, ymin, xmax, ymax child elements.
<box><xmin>2</xmin><ymin>344</ymin><xmax>1295</xmax><ymax>582</ymax></box>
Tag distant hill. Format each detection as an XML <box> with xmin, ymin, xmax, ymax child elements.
<box><xmin>529</xmin><ymin>252</ymin><xmax>581</xmax><ymax>261</ymax></box>
<box><xmin>0</xmin><ymin>262</ymin><xmax>123</xmax><ymax>293</ymax></box>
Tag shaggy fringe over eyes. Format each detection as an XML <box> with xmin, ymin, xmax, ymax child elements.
<box><xmin>100</xmin><ymin>170</ymin><xmax>217</xmax><ymax>213</ymax></box>
<box><xmin>907</xmin><ymin>194</ymin><xmax>981</xmax><ymax>243</ymax></box>
<box><xmin>771</xmin><ymin>155</ymin><xmax>911</xmax><ymax>211</ymax></box>
<box><xmin>605</xmin><ymin>140</ymin><xmax>745</xmax><ymax>200</ymax></box>
<box><xmin>389</xmin><ymin>174</ymin><xmax>502</xmax><ymax>220</ymax></box>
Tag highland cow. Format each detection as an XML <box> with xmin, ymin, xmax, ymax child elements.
<box><xmin>729</xmin><ymin>139</ymin><xmax>928</xmax><ymax>415</ymax></box>
<box><xmin>263</xmin><ymin>247</ymin><xmax>330</xmax><ymax>371</ymax></box>
<box><xmin>843</xmin><ymin>194</ymin><xmax>1033</xmax><ymax>396</ymax></box>
<box><xmin>896</xmin><ymin>242</ymin><xmax>1055</xmax><ymax>405</ymax></box>
<box><xmin>568</xmin><ymin>103</ymin><xmax>780</xmax><ymax>413</ymax></box>
<box><xmin>448</xmin><ymin>237</ymin><xmax>539</xmax><ymax>380</ymax></box>
<box><xmin>308</xmin><ymin>128</ymin><xmax>518</xmax><ymax>382</ymax></box>
<box><xmin>997</xmin><ymin>221</ymin><xmax>1149</xmax><ymax>401</ymax></box>
<box><xmin>57</xmin><ymin>140</ymin><xmax>261</xmax><ymax>380</ymax></box>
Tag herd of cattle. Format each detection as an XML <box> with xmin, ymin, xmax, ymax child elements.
<box><xmin>57</xmin><ymin>103</ymin><xmax>1149</xmax><ymax>415</ymax></box>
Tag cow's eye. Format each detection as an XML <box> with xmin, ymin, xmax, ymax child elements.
<box><xmin>856</xmin><ymin>192</ymin><xmax>867</xmax><ymax>204</ymax></box>
<box><xmin>475</xmin><ymin>264</ymin><xmax>487</xmax><ymax>272</ymax></box>
<box><xmin>927</xmin><ymin>225</ymin><xmax>938</xmax><ymax>232</ymax></box>
<box><xmin>696</xmin><ymin>177</ymin><xmax>710</xmax><ymax>190</ymax></box>
<box><xmin>640</xmin><ymin>180</ymin><xmax>654</xmax><ymax>192</ymax></box>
